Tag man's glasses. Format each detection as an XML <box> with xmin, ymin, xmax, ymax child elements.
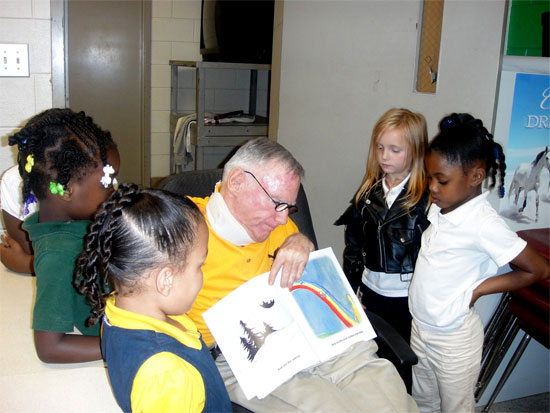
<box><xmin>244</xmin><ymin>171</ymin><xmax>298</xmax><ymax>214</ymax></box>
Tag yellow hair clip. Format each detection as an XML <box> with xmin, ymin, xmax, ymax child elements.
<box><xmin>25</xmin><ymin>154</ymin><xmax>34</xmax><ymax>173</ymax></box>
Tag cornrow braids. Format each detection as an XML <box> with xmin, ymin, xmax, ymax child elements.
<box><xmin>429</xmin><ymin>113</ymin><xmax>507</xmax><ymax>198</ymax></box>
<box><xmin>8</xmin><ymin>108</ymin><xmax>116</xmax><ymax>202</ymax></box>
<box><xmin>75</xmin><ymin>182</ymin><xmax>205</xmax><ymax>326</ymax></box>
<box><xmin>74</xmin><ymin>183</ymin><xmax>135</xmax><ymax>325</ymax></box>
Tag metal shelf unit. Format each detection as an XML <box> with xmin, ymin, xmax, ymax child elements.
<box><xmin>169</xmin><ymin>60</ymin><xmax>270</xmax><ymax>170</ymax></box>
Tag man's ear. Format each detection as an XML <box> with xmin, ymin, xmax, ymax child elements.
<box><xmin>156</xmin><ymin>266</ymin><xmax>174</xmax><ymax>297</ymax></box>
<box><xmin>226</xmin><ymin>167</ymin><xmax>246</xmax><ymax>194</ymax></box>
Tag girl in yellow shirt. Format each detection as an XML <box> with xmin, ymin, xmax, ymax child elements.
<box><xmin>75</xmin><ymin>183</ymin><xmax>231</xmax><ymax>412</ymax></box>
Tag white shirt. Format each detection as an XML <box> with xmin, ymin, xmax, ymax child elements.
<box><xmin>1</xmin><ymin>165</ymin><xmax>36</xmax><ymax>220</ymax></box>
<box><xmin>363</xmin><ymin>174</ymin><xmax>413</xmax><ymax>297</ymax></box>
<box><xmin>409</xmin><ymin>191</ymin><xmax>526</xmax><ymax>332</ymax></box>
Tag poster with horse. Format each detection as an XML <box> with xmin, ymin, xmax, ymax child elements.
<box><xmin>498</xmin><ymin>72</ymin><xmax>550</xmax><ymax>231</ymax></box>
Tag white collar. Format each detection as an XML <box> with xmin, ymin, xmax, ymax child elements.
<box><xmin>382</xmin><ymin>173</ymin><xmax>410</xmax><ymax>208</ymax></box>
<box><xmin>206</xmin><ymin>185</ymin><xmax>255</xmax><ymax>246</ymax></box>
<box><xmin>428</xmin><ymin>191</ymin><xmax>489</xmax><ymax>226</ymax></box>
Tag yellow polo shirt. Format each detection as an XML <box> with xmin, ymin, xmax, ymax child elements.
<box><xmin>188</xmin><ymin>195</ymin><xmax>298</xmax><ymax>346</ymax></box>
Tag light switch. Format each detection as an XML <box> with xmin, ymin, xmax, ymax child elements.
<box><xmin>1</xmin><ymin>44</ymin><xmax>30</xmax><ymax>77</ymax></box>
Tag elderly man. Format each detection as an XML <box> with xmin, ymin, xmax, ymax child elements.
<box><xmin>187</xmin><ymin>137</ymin><xmax>417</xmax><ymax>412</ymax></box>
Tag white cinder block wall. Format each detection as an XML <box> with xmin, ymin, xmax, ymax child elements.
<box><xmin>0</xmin><ymin>0</ymin><xmax>52</xmax><ymax>182</ymax></box>
<box><xmin>0</xmin><ymin>0</ymin><xmax>53</xmax><ymax>233</ymax></box>
<box><xmin>151</xmin><ymin>0</ymin><xmax>202</xmax><ymax>178</ymax></box>
<box><xmin>151</xmin><ymin>0</ymin><xmax>268</xmax><ymax>177</ymax></box>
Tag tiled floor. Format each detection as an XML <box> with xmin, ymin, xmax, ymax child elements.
<box><xmin>476</xmin><ymin>392</ymin><xmax>549</xmax><ymax>412</ymax></box>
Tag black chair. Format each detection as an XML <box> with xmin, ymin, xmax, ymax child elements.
<box><xmin>158</xmin><ymin>169</ymin><xmax>417</xmax><ymax>398</ymax></box>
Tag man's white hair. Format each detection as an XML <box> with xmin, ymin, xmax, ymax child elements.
<box><xmin>222</xmin><ymin>137</ymin><xmax>304</xmax><ymax>180</ymax></box>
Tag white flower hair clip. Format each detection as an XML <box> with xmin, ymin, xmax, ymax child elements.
<box><xmin>100</xmin><ymin>164</ymin><xmax>115</xmax><ymax>188</ymax></box>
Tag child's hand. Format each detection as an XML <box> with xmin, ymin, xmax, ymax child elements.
<box><xmin>2</xmin><ymin>234</ymin><xmax>22</xmax><ymax>253</ymax></box>
<box><xmin>1</xmin><ymin>233</ymin><xmax>11</xmax><ymax>248</ymax></box>
<box><xmin>0</xmin><ymin>234</ymin><xmax>34</xmax><ymax>274</ymax></box>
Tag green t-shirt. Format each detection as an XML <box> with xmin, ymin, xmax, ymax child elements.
<box><xmin>23</xmin><ymin>213</ymin><xmax>99</xmax><ymax>336</ymax></box>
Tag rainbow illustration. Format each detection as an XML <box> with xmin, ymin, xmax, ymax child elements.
<box><xmin>289</xmin><ymin>281</ymin><xmax>361</xmax><ymax>328</ymax></box>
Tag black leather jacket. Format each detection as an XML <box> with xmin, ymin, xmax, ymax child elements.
<box><xmin>335</xmin><ymin>184</ymin><xmax>430</xmax><ymax>292</ymax></box>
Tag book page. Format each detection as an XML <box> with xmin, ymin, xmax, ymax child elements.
<box><xmin>275</xmin><ymin>248</ymin><xmax>377</xmax><ymax>362</ymax></box>
<box><xmin>203</xmin><ymin>247</ymin><xmax>376</xmax><ymax>399</ymax></box>
<box><xmin>203</xmin><ymin>273</ymin><xmax>319</xmax><ymax>399</ymax></box>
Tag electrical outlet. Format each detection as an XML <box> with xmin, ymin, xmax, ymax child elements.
<box><xmin>1</xmin><ymin>44</ymin><xmax>30</xmax><ymax>77</ymax></box>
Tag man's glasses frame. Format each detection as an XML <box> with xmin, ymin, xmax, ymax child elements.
<box><xmin>244</xmin><ymin>170</ymin><xmax>298</xmax><ymax>214</ymax></box>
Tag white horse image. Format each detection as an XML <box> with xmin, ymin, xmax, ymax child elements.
<box><xmin>508</xmin><ymin>147</ymin><xmax>550</xmax><ymax>221</ymax></box>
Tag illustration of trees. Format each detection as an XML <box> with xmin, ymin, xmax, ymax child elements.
<box><xmin>239</xmin><ymin>319</ymin><xmax>278</xmax><ymax>362</ymax></box>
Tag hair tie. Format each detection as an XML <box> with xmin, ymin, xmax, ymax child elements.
<box><xmin>493</xmin><ymin>145</ymin><xmax>500</xmax><ymax>160</ymax></box>
<box><xmin>49</xmin><ymin>182</ymin><xmax>65</xmax><ymax>197</ymax></box>
<box><xmin>23</xmin><ymin>193</ymin><xmax>37</xmax><ymax>216</ymax></box>
<box><xmin>25</xmin><ymin>154</ymin><xmax>34</xmax><ymax>173</ymax></box>
<box><xmin>498</xmin><ymin>185</ymin><xmax>505</xmax><ymax>199</ymax></box>
<box><xmin>100</xmin><ymin>164</ymin><xmax>115</xmax><ymax>188</ymax></box>
<box><xmin>441</xmin><ymin>117</ymin><xmax>454</xmax><ymax>129</ymax></box>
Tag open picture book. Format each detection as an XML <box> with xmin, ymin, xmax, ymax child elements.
<box><xmin>203</xmin><ymin>247</ymin><xmax>377</xmax><ymax>400</ymax></box>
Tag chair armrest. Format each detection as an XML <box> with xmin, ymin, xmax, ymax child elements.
<box><xmin>365</xmin><ymin>310</ymin><xmax>418</xmax><ymax>367</ymax></box>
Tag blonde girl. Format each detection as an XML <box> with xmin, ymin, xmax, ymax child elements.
<box><xmin>335</xmin><ymin>108</ymin><xmax>429</xmax><ymax>392</ymax></box>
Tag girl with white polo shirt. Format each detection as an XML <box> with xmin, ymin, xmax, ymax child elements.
<box><xmin>408</xmin><ymin>113</ymin><xmax>548</xmax><ymax>413</ymax></box>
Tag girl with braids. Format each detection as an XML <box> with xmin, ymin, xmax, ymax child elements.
<box><xmin>75</xmin><ymin>183</ymin><xmax>231</xmax><ymax>413</ymax></box>
<box><xmin>408</xmin><ymin>113</ymin><xmax>548</xmax><ymax>412</ymax></box>
<box><xmin>9</xmin><ymin>108</ymin><xmax>120</xmax><ymax>363</ymax></box>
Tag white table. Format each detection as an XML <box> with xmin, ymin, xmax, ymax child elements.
<box><xmin>0</xmin><ymin>266</ymin><xmax>120</xmax><ymax>412</ymax></box>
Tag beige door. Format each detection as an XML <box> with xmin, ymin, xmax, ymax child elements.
<box><xmin>67</xmin><ymin>0</ymin><xmax>151</xmax><ymax>186</ymax></box>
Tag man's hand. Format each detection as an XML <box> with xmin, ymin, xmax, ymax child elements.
<box><xmin>268</xmin><ymin>233</ymin><xmax>314</xmax><ymax>288</ymax></box>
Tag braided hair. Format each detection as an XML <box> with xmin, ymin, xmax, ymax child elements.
<box><xmin>74</xmin><ymin>182</ymin><xmax>205</xmax><ymax>326</ymax></box>
<box><xmin>8</xmin><ymin>108</ymin><xmax>116</xmax><ymax>202</ymax></box>
<box><xmin>428</xmin><ymin>113</ymin><xmax>506</xmax><ymax>198</ymax></box>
